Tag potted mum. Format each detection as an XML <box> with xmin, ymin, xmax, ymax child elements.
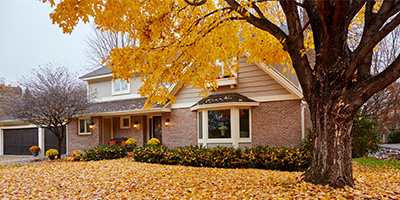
<box><xmin>148</xmin><ymin>138</ymin><xmax>161</xmax><ymax>146</ymax></box>
<box><xmin>125</xmin><ymin>138</ymin><xmax>137</xmax><ymax>152</ymax></box>
<box><xmin>29</xmin><ymin>146</ymin><xmax>41</xmax><ymax>156</ymax></box>
<box><xmin>45</xmin><ymin>149</ymin><xmax>59</xmax><ymax>160</ymax></box>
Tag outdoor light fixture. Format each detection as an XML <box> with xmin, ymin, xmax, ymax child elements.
<box><xmin>164</xmin><ymin>119</ymin><xmax>170</xmax><ymax>127</ymax></box>
<box><xmin>89</xmin><ymin>121</ymin><xmax>95</xmax><ymax>129</ymax></box>
<box><xmin>133</xmin><ymin>121</ymin><xmax>139</xmax><ymax>128</ymax></box>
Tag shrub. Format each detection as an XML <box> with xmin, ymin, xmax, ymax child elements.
<box><xmin>71</xmin><ymin>150</ymin><xmax>84</xmax><ymax>161</ymax></box>
<box><xmin>126</xmin><ymin>138</ymin><xmax>137</xmax><ymax>146</ymax></box>
<box><xmin>29</xmin><ymin>146</ymin><xmax>41</xmax><ymax>153</ymax></box>
<box><xmin>83</xmin><ymin>145</ymin><xmax>126</xmax><ymax>161</ymax></box>
<box><xmin>389</xmin><ymin>131</ymin><xmax>400</xmax><ymax>143</ymax></box>
<box><xmin>148</xmin><ymin>138</ymin><xmax>161</xmax><ymax>146</ymax></box>
<box><xmin>131</xmin><ymin>145</ymin><xmax>311</xmax><ymax>172</ymax></box>
<box><xmin>351</xmin><ymin>112</ymin><xmax>381</xmax><ymax>158</ymax></box>
<box><xmin>46</xmin><ymin>149</ymin><xmax>59</xmax><ymax>158</ymax></box>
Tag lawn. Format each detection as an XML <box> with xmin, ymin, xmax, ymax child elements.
<box><xmin>0</xmin><ymin>158</ymin><xmax>399</xmax><ymax>199</ymax></box>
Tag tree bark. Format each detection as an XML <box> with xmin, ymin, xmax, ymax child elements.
<box><xmin>303</xmin><ymin>99</ymin><xmax>356</xmax><ymax>188</ymax></box>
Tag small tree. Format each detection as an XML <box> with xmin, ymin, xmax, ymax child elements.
<box><xmin>351</xmin><ymin>111</ymin><xmax>380</xmax><ymax>158</ymax></box>
<box><xmin>13</xmin><ymin>64</ymin><xmax>91</xmax><ymax>158</ymax></box>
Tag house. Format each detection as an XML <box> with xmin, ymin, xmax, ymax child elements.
<box><xmin>68</xmin><ymin>55</ymin><xmax>310</xmax><ymax>152</ymax></box>
<box><xmin>0</xmin><ymin>55</ymin><xmax>311</xmax><ymax>156</ymax></box>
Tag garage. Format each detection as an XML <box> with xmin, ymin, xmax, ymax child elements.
<box><xmin>3</xmin><ymin>128</ymin><xmax>38</xmax><ymax>155</ymax></box>
<box><xmin>2</xmin><ymin>127</ymin><xmax>67</xmax><ymax>155</ymax></box>
<box><xmin>45</xmin><ymin>128</ymin><xmax>66</xmax><ymax>154</ymax></box>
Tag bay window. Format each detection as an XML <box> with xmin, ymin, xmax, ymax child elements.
<box><xmin>197</xmin><ymin>108</ymin><xmax>251</xmax><ymax>147</ymax></box>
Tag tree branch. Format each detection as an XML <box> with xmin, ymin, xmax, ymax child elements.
<box><xmin>346</xmin><ymin>1</ymin><xmax>400</xmax><ymax>81</ymax></box>
<box><xmin>225</xmin><ymin>0</ymin><xmax>288</xmax><ymax>44</ymax></box>
<box><xmin>363</xmin><ymin>54</ymin><xmax>400</xmax><ymax>100</ymax></box>
<box><xmin>346</xmin><ymin>10</ymin><xmax>400</xmax><ymax>81</ymax></box>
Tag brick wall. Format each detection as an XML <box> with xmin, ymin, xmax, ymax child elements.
<box><xmin>67</xmin><ymin>117</ymin><xmax>102</xmax><ymax>153</ymax></box>
<box><xmin>162</xmin><ymin>108</ymin><xmax>197</xmax><ymax>148</ymax></box>
<box><xmin>252</xmin><ymin>100</ymin><xmax>302</xmax><ymax>148</ymax></box>
<box><xmin>112</xmin><ymin>116</ymin><xmax>146</xmax><ymax>147</ymax></box>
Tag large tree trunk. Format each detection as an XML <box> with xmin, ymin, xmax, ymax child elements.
<box><xmin>303</xmin><ymin>99</ymin><xmax>356</xmax><ymax>188</ymax></box>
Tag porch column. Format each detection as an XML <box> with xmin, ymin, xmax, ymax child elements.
<box><xmin>0</xmin><ymin>128</ymin><xmax>3</xmax><ymax>155</ymax></box>
<box><xmin>231</xmin><ymin>108</ymin><xmax>239</xmax><ymax>148</ymax></box>
<box><xmin>38</xmin><ymin>127</ymin><xmax>45</xmax><ymax>156</ymax></box>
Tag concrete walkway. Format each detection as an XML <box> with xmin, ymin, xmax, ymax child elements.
<box><xmin>380</xmin><ymin>143</ymin><xmax>400</xmax><ymax>150</ymax></box>
<box><xmin>0</xmin><ymin>155</ymin><xmax>46</xmax><ymax>165</ymax></box>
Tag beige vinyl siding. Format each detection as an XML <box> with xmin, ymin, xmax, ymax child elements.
<box><xmin>89</xmin><ymin>79</ymin><xmax>112</xmax><ymax>98</ymax></box>
<box><xmin>89</xmin><ymin>77</ymin><xmax>143</xmax><ymax>98</ymax></box>
<box><xmin>173</xmin><ymin>57</ymin><xmax>293</xmax><ymax>107</ymax></box>
<box><xmin>270</xmin><ymin>63</ymin><xmax>300</xmax><ymax>88</ymax></box>
<box><xmin>130</xmin><ymin>76</ymin><xmax>143</xmax><ymax>95</ymax></box>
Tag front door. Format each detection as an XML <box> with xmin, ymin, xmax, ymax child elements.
<box><xmin>103</xmin><ymin>118</ymin><xmax>112</xmax><ymax>145</ymax></box>
<box><xmin>149</xmin><ymin>116</ymin><xmax>162</xmax><ymax>144</ymax></box>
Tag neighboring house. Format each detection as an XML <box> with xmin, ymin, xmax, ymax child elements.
<box><xmin>0</xmin><ymin>55</ymin><xmax>311</xmax><ymax>155</ymax></box>
<box><xmin>0</xmin><ymin>86</ymin><xmax>67</xmax><ymax>156</ymax></box>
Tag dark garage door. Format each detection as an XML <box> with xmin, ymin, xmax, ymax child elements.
<box><xmin>4</xmin><ymin>128</ymin><xmax>38</xmax><ymax>155</ymax></box>
<box><xmin>45</xmin><ymin>128</ymin><xmax>66</xmax><ymax>154</ymax></box>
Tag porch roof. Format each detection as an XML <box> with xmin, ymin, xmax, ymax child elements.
<box><xmin>195</xmin><ymin>93</ymin><xmax>257</xmax><ymax>105</ymax></box>
<box><xmin>190</xmin><ymin>93</ymin><xmax>259</xmax><ymax>111</ymax></box>
<box><xmin>86</xmin><ymin>97</ymin><xmax>167</xmax><ymax>115</ymax></box>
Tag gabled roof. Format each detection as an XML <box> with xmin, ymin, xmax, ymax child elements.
<box><xmin>86</xmin><ymin>98</ymin><xmax>169</xmax><ymax>116</ymax></box>
<box><xmin>80</xmin><ymin>67</ymin><xmax>112</xmax><ymax>80</ymax></box>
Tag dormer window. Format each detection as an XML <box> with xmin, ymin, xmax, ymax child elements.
<box><xmin>112</xmin><ymin>79</ymin><xmax>130</xmax><ymax>95</ymax></box>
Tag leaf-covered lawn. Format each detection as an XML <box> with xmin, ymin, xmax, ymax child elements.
<box><xmin>0</xmin><ymin>158</ymin><xmax>399</xmax><ymax>199</ymax></box>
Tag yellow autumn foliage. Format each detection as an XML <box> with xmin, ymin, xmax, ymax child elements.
<box><xmin>41</xmin><ymin>0</ymin><xmax>291</xmax><ymax>108</ymax></box>
<box><xmin>0</xmin><ymin>159</ymin><xmax>399</xmax><ymax>199</ymax></box>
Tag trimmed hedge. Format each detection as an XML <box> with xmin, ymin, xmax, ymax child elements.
<box><xmin>351</xmin><ymin>112</ymin><xmax>381</xmax><ymax>158</ymax></box>
<box><xmin>389</xmin><ymin>131</ymin><xmax>400</xmax><ymax>143</ymax></box>
<box><xmin>83</xmin><ymin>145</ymin><xmax>127</xmax><ymax>161</ymax></box>
<box><xmin>131</xmin><ymin>144</ymin><xmax>311</xmax><ymax>172</ymax></box>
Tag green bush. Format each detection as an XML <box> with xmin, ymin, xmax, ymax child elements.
<box><xmin>83</xmin><ymin>145</ymin><xmax>127</xmax><ymax>161</ymax></box>
<box><xmin>351</xmin><ymin>112</ymin><xmax>381</xmax><ymax>158</ymax></box>
<box><xmin>389</xmin><ymin>131</ymin><xmax>400</xmax><ymax>143</ymax></box>
<box><xmin>131</xmin><ymin>145</ymin><xmax>311</xmax><ymax>172</ymax></box>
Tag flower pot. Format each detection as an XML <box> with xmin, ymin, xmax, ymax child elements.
<box><xmin>49</xmin><ymin>156</ymin><xmax>55</xmax><ymax>160</ymax></box>
<box><xmin>32</xmin><ymin>152</ymin><xmax>39</xmax><ymax>157</ymax></box>
<box><xmin>126</xmin><ymin>146</ymin><xmax>134</xmax><ymax>152</ymax></box>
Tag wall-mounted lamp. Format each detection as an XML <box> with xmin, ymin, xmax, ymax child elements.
<box><xmin>133</xmin><ymin>121</ymin><xmax>139</xmax><ymax>128</ymax></box>
<box><xmin>164</xmin><ymin>119</ymin><xmax>170</xmax><ymax>127</ymax></box>
<box><xmin>89</xmin><ymin>121</ymin><xmax>95</xmax><ymax>129</ymax></box>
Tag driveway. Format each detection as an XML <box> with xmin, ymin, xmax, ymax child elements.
<box><xmin>380</xmin><ymin>143</ymin><xmax>400</xmax><ymax>150</ymax></box>
<box><xmin>0</xmin><ymin>155</ymin><xmax>46</xmax><ymax>165</ymax></box>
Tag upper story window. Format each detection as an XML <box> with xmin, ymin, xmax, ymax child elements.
<box><xmin>112</xmin><ymin>79</ymin><xmax>130</xmax><ymax>95</ymax></box>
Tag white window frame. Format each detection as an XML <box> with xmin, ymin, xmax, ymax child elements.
<box><xmin>198</xmin><ymin>107</ymin><xmax>251</xmax><ymax>148</ymax></box>
<box><xmin>120</xmin><ymin>116</ymin><xmax>131</xmax><ymax>129</ymax></box>
<box><xmin>78</xmin><ymin>118</ymin><xmax>91</xmax><ymax>135</ymax></box>
<box><xmin>112</xmin><ymin>79</ymin><xmax>130</xmax><ymax>95</ymax></box>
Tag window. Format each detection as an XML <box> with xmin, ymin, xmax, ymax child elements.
<box><xmin>197</xmin><ymin>107</ymin><xmax>252</xmax><ymax>147</ymax></box>
<box><xmin>120</xmin><ymin>116</ymin><xmax>131</xmax><ymax>129</ymax></box>
<box><xmin>112</xmin><ymin>79</ymin><xmax>130</xmax><ymax>95</ymax></box>
<box><xmin>78</xmin><ymin>118</ymin><xmax>91</xmax><ymax>135</ymax></box>
<box><xmin>208</xmin><ymin>109</ymin><xmax>231</xmax><ymax>138</ymax></box>
<box><xmin>240</xmin><ymin>109</ymin><xmax>250</xmax><ymax>138</ymax></box>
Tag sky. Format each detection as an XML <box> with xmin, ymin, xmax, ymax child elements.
<box><xmin>0</xmin><ymin>0</ymin><xmax>94</xmax><ymax>86</ymax></box>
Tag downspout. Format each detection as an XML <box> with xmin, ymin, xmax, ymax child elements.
<box><xmin>301</xmin><ymin>100</ymin><xmax>306</xmax><ymax>141</ymax></box>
